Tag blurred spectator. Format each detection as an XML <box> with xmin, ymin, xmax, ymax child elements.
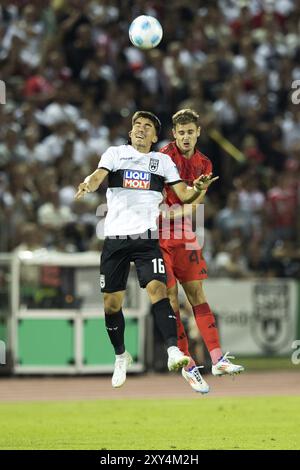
<box><xmin>271</xmin><ymin>240</ymin><xmax>300</xmax><ymax>278</ymax></box>
<box><xmin>14</xmin><ymin>222</ymin><xmax>45</xmax><ymax>252</ymax></box>
<box><xmin>0</xmin><ymin>125</ymin><xmax>24</xmax><ymax>167</ymax></box>
<box><xmin>214</xmin><ymin>238</ymin><xmax>250</xmax><ymax>278</ymax></box>
<box><xmin>215</xmin><ymin>191</ymin><xmax>253</xmax><ymax>241</ymax></box>
<box><xmin>37</xmin><ymin>186</ymin><xmax>75</xmax><ymax>230</ymax></box>
<box><xmin>266</xmin><ymin>171</ymin><xmax>297</xmax><ymax>241</ymax></box>
<box><xmin>23</xmin><ymin>65</ymin><xmax>55</xmax><ymax>102</ymax></box>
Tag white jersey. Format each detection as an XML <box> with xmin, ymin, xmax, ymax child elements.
<box><xmin>98</xmin><ymin>144</ymin><xmax>181</xmax><ymax>236</ymax></box>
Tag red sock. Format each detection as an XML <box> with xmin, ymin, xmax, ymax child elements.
<box><xmin>193</xmin><ymin>303</ymin><xmax>222</xmax><ymax>363</ymax></box>
<box><xmin>174</xmin><ymin>311</ymin><xmax>196</xmax><ymax>369</ymax></box>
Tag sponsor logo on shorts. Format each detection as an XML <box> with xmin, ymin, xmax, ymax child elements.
<box><xmin>123</xmin><ymin>170</ymin><xmax>151</xmax><ymax>189</ymax></box>
<box><xmin>100</xmin><ymin>274</ymin><xmax>105</xmax><ymax>289</ymax></box>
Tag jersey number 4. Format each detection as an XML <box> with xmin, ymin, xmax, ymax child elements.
<box><xmin>152</xmin><ymin>258</ymin><xmax>165</xmax><ymax>274</ymax></box>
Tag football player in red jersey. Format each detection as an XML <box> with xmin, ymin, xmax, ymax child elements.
<box><xmin>159</xmin><ymin>109</ymin><xmax>244</xmax><ymax>393</ymax></box>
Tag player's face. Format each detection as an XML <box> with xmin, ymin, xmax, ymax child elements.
<box><xmin>130</xmin><ymin>117</ymin><xmax>158</xmax><ymax>153</ymax></box>
<box><xmin>173</xmin><ymin>122</ymin><xmax>201</xmax><ymax>157</ymax></box>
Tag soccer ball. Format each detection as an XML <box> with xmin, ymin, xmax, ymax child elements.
<box><xmin>129</xmin><ymin>15</ymin><xmax>163</xmax><ymax>50</ymax></box>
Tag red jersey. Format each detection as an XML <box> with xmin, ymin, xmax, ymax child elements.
<box><xmin>159</xmin><ymin>142</ymin><xmax>212</xmax><ymax>240</ymax></box>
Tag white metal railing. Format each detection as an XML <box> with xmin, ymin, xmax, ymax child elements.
<box><xmin>1</xmin><ymin>251</ymin><xmax>149</xmax><ymax>374</ymax></box>
<box><xmin>0</xmin><ymin>251</ymin><xmax>298</xmax><ymax>374</ymax></box>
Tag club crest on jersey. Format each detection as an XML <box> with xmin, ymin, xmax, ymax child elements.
<box><xmin>149</xmin><ymin>158</ymin><xmax>159</xmax><ymax>172</ymax></box>
<box><xmin>123</xmin><ymin>170</ymin><xmax>151</xmax><ymax>189</ymax></box>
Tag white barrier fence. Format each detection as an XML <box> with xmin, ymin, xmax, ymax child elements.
<box><xmin>0</xmin><ymin>252</ymin><xmax>299</xmax><ymax>374</ymax></box>
<box><xmin>204</xmin><ymin>279</ymin><xmax>299</xmax><ymax>356</ymax></box>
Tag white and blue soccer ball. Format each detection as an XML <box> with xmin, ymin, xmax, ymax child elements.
<box><xmin>129</xmin><ymin>15</ymin><xmax>163</xmax><ymax>50</ymax></box>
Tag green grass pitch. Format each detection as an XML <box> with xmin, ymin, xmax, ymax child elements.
<box><xmin>0</xmin><ymin>396</ymin><xmax>299</xmax><ymax>450</ymax></box>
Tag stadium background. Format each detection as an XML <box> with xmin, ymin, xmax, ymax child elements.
<box><xmin>0</xmin><ymin>0</ymin><xmax>300</xmax><ymax>450</ymax></box>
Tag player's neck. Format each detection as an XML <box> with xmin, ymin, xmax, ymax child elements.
<box><xmin>180</xmin><ymin>149</ymin><xmax>194</xmax><ymax>159</ymax></box>
<box><xmin>132</xmin><ymin>143</ymin><xmax>151</xmax><ymax>154</ymax></box>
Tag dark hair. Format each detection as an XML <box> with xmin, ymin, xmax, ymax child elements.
<box><xmin>132</xmin><ymin>111</ymin><xmax>161</xmax><ymax>136</ymax></box>
<box><xmin>172</xmin><ymin>108</ymin><xmax>200</xmax><ymax>127</ymax></box>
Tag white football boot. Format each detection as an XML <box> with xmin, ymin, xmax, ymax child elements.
<box><xmin>182</xmin><ymin>366</ymin><xmax>210</xmax><ymax>394</ymax></box>
<box><xmin>112</xmin><ymin>351</ymin><xmax>133</xmax><ymax>388</ymax></box>
<box><xmin>212</xmin><ymin>352</ymin><xmax>244</xmax><ymax>376</ymax></box>
<box><xmin>167</xmin><ymin>346</ymin><xmax>190</xmax><ymax>371</ymax></box>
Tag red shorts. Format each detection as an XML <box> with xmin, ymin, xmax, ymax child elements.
<box><xmin>159</xmin><ymin>238</ymin><xmax>208</xmax><ymax>289</ymax></box>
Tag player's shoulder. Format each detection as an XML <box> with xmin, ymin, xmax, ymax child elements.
<box><xmin>110</xmin><ymin>144</ymin><xmax>129</xmax><ymax>152</ymax></box>
<box><xmin>159</xmin><ymin>141</ymin><xmax>177</xmax><ymax>157</ymax></box>
<box><xmin>103</xmin><ymin>144</ymin><xmax>130</xmax><ymax>156</ymax></box>
<box><xmin>150</xmin><ymin>150</ymin><xmax>178</xmax><ymax>179</ymax></box>
<box><xmin>152</xmin><ymin>148</ymin><xmax>173</xmax><ymax>161</ymax></box>
<box><xmin>195</xmin><ymin>148</ymin><xmax>212</xmax><ymax>164</ymax></box>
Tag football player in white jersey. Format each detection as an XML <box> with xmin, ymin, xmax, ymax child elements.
<box><xmin>75</xmin><ymin>111</ymin><xmax>218</xmax><ymax>388</ymax></box>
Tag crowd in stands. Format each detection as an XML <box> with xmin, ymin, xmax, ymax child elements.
<box><xmin>0</xmin><ymin>0</ymin><xmax>299</xmax><ymax>278</ymax></box>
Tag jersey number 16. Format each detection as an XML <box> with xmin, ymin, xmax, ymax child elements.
<box><xmin>152</xmin><ymin>258</ymin><xmax>165</xmax><ymax>274</ymax></box>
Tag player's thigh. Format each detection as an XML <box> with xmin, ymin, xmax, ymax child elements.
<box><xmin>100</xmin><ymin>238</ymin><xmax>131</xmax><ymax>293</ymax></box>
<box><xmin>159</xmin><ymin>242</ymin><xmax>177</xmax><ymax>289</ymax></box>
<box><xmin>181</xmin><ymin>279</ymin><xmax>207</xmax><ymax>306</ymax></box>
<box><xmin>146</xmin><ymin>279</ymin><xmax>167</xmax><ymax>303</ymax></box>
<box><xmin>133</xmin><ymin>238</ymin><xmax>167</xmax><ymax>289</ymax></box>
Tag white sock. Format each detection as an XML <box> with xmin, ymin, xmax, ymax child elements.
<box><xmin>167</xmin><ymin>346</ymin><xmax>179</xmax><ymax>354</ymax></box>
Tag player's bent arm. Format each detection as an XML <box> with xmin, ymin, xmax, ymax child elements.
<box><xmin>84</xmin><ymin>168</ymin><xmax>109</xmax><ymax>190</ymax></box>
<box><xmin>170</xmin><ymin>181</ymin><xmax>202</xmax><ymax>204</ymax></box>
<box><xmin>75</xmin><ymin>168</ymin><xmax>109</xmax><ymax>200</ymax></box>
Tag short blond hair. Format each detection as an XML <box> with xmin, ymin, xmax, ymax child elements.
<box><xmin>172</xmin><ymin>109</ymin><xmax>200</xmax><ymax>127</ymax></box>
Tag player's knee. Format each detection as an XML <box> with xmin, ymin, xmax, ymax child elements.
<box><xmin>146</xmin><ymin>280</ymin><xmax>167</xmax><ymax>302</ymax></box>
<box><xmin>186</xmin><ymin>283</ymin><xmax>206</xmax><ymax>306</ymax></box>
<box><xmin>103</xmin><ymin>294</ymin><xmax>122</xmax><ymax>313</ymax></box>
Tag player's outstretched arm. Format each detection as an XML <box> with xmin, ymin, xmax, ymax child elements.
<box><xmin>171</xmin><ymin>173</ymin><xmax>219</xmax><ymax>204</ymax></box>
<box><xmin>74</xmin><ymin>168</ymin><xmax>109</xmax><ymax>200</ymax></box>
